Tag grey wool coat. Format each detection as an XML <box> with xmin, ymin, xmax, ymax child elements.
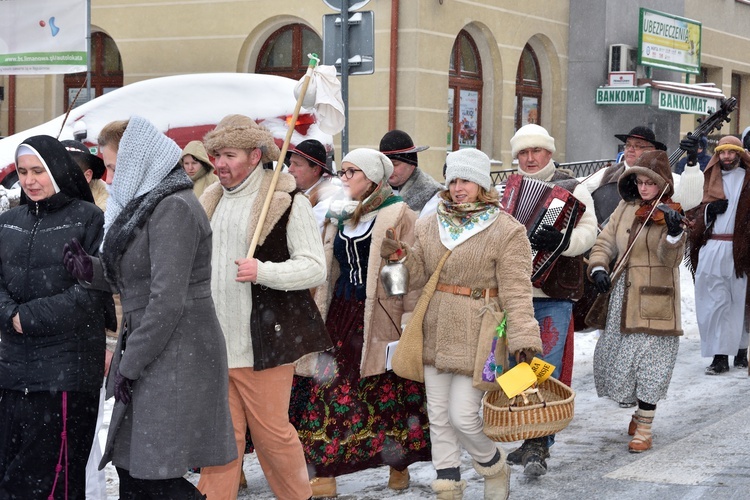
<box><xmin>88</xmin><ymin>171</ymin><xmax>236</xmax><ymax>479</ymax></box>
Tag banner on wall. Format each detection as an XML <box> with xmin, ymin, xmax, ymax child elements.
<box><xmin>0</xmin><ymin>0</ymin><xmax>88</xmax><ymax>75</ymax></box>
<box><xmin>638</xmin><ymin>8</ymin><xmax>701</xmax><ymax>75</ymax></box>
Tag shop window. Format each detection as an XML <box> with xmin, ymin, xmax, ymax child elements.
<box><xmin>514</xmin><ymin>44</ymin><xmax>542</xmax><ymax>131</ymax></box>
<box><xmin>256</xmin><ymin>24</ymin><xmax>322</xmax><ymax>80</ymax></box>
<box><xmin>64</xmin><ymin>32</ymin><xmax>123</xmax><ymax>109</ymax></box>
<box><xmin>447</xmin><ymin>30</ymin><xmax>483</xmax><ymax>151</ymax></box>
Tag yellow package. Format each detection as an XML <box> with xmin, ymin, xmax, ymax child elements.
<box><xmin>496</xmin><ymin>362</ymin><xmax>537</xmax><ymax>399</ymax></box>
<box><xmin>529</xmin><ymin>357</ymin><xmax>556</xmax><ymax>384</ymax></box>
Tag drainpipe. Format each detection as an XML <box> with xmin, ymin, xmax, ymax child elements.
<box><xmin>8</xmin><ymin>76</ymin><xmax>15</xmax><ymax>135</ymax></box>
<box><xmin>388</xmin><ymin>0</ymin><xmax>399</xmax><ymax>130</ymax></box>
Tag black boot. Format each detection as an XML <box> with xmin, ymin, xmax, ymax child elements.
<box><xmin>734</xmin><ymin>348</ymin><xmax>748</xmax><ymax>368</ymax></box>
<box><xmin>506</xmin><ymin>439</ymin><xmax>531</xmax><ymax>465</ymax></box>
<box><xmin>521</xmin><ymin>437</ymin><xmax>550</xmax><ymax>477</ymax></box>
<box><xmin>706</xmin><ymin>355</ymin><xmax>730</xmax><ymax>375</ymax></box>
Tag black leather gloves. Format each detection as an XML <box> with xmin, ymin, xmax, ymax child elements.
<box><xmin>679</xmin><ymin>134</ymin><xmax>700</xmax><ymax>166</ymax></box>
<box><xmin>591</xmin><ymin>270</ymin><xmax>611</xmax><ymax>294</ymax></box>
<box><xmin>706</xmin><ymin>199</ymin><xmax>728</xmax><ymax>225</ymax></box>
<box><xmin>529</xmin><ymin>224</ymin><xmax>568</xmax><ymax>252</ymax></box>
<box><xmin>62</xmin><ymin>238</ymin><xmax>94</xmax><ymax>283</ymax></box>
<box><xmin>113</xmin><ymin>369</ymin><xmax>134</xmax><ymax>405</ymax></box>
<box><xmin>662</xmin><ymin>208</ymin><xmax>684</xmax><ymax>237</ymax></box>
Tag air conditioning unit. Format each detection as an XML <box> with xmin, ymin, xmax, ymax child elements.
<box><xmin>608</xmin><ymin>44</ymin><xmax>637</xmax><ymax>73</ymax></box>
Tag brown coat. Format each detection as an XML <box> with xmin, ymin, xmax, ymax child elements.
<box><xmin>405</xmin><ymin>212</ymin><xmax>542</xmax><ymax>377</ymax></box>
<box><xmin>314</xmin><ymin>201</ymin><xmax>418</xmax><ymax>378</ymax></box>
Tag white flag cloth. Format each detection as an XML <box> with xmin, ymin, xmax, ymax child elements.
<box><xmin>295</xmin><ymin>65</ymin><xmax>346</xmax><ymax>135</ymax></box>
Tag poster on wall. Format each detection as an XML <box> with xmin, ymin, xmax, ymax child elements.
<box><xmin>521</xmin><ymin>97</ymin><xmax>539</xmax><ymax>127</ymax></box>
<box><xmin>458</xmin><ymin>89</ymin><xmax>479</xmax><ymax>148</ymax></box>
<box><xmin>0</xmin><ymin>0</ymin><xmax>88</xmax><ymax>75</ymax></box>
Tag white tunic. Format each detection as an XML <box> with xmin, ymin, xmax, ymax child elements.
<box><xmin>695</xmin><ymin>167</ymin><xmax>749</xmax><ymax>356</ymax></box>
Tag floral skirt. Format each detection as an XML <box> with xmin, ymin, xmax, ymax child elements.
<box><xmin>593</xmin><ymin>276</ymin><xmax>679</xmax><ymax>405</ymax></box>
<box><xmin>292</xmin><ymin>294</ymin><xmax>431</xmax><ymax>477</ymax></box>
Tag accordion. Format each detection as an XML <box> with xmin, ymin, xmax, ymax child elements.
<box><xmin>500</xmin><ymin>174</ymin><xmax>584</xmax><ymax>286</ymax></box>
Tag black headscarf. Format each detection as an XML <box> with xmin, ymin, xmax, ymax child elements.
<box><xmin>16</xmin><ymin>135</ymin><xmax>94</xmax><ymax>206</ymax></box>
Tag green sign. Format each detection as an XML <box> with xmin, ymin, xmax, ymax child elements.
<box><xmin>657</xmin><ymin>90</ymin><xmax>716</xmax><ymax>115</ymax></box>
<box><xmin>638</xmin><ymin>8</ymin><xmax>701</xmax><ymax>74</ymax></box>
<box><xmin>595</xmin><ymin>87</ymin><xmax>650</xmax><ymax>105</ymax></box>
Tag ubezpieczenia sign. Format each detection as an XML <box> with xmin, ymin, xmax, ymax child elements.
<box><xmin>638</xmin><ymin>8</ymin><xmax>701</xmax><ymax>74</ymax></box>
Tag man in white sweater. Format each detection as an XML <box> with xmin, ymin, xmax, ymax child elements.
<box><xmin>196</xmin><ymin>115</ymin><xmax>330</xmax><ymax>500</ymax></box>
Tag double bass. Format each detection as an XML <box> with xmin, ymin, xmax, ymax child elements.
<box><xmin>572</xmin><ymin>97</ymin><xmax>737</xmax><ymax>332</ymax></box>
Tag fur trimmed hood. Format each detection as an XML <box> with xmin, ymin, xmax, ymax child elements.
<box><xmin>203</xmin><ymin>114</ymin><xmax>280</xmax><ymax>164</ymax></box>
<box><xmin>618</xmin><ymin>150</ymin><xmax>674</xmax><ymax>202</ymax></box>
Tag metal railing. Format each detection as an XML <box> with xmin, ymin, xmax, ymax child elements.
<box><xmin>489</xmin><ymin>159</ymin><xmax>615</xmax><ymax>184</ymax></box>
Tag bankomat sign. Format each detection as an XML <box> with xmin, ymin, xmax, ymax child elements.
<box><xmin>595</xmin><ymin>87</ymin><xmax>650</xmax><ymax>105</ymax></box>
<box><xmin>658</xmin><ymin>90</ymin><xmax>716</xmax><ymax>116</ymax></box>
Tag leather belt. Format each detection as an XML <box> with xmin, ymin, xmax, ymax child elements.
<box><xmin>709</xmin><ymin>233</ymin><xmax>733</xmax><ymax>241</ymax></box>
<box><xmin>436</xmin><ymin>283</ymin><xmax>499</xmax><ymax>299</ymax></box>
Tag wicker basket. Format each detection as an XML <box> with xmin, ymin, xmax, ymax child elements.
<box><xmin>482</xmin><ymin>377</ymin><xmax>575</xmax><ymax>442</ymax></box>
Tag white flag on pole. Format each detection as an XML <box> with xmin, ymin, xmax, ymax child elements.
<box><xmin>295</xmin><ymin>65</ymin><xmax>346</xmax><ymax>136</ymax></box>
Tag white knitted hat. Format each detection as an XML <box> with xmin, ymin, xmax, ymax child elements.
<box><xmin>341</xmin><ymin>148</ymin><xmax>394</xmax><ymax>184</ymax></box>
<box><xmin>510</xmin><ymin>124</ymin><xmax>556</xmax><ymax>158</ymax></box>
<box><xmin>444</xmin><ymin>148</ymin><xmax>491</xmax><ymax>190</ymax></box>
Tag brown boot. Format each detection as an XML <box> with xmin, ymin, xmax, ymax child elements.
<box><xmin>388</xmin><ymin>467</ymin><xmax>410</xmax><ymax>490</ymax></box>
<box><xmin>628</xmin><ymin>409</ymin><xmax>655</xmax><ymax>453</ymax></box>
<box><xmin>310</xmin><ymin>476</ymin><xmax>337</xmax><ymax>498</ymax></box>
<box><xmin>238</xmin><ymin>468</ymin><xmax>248</xmax><ymax>489</ymax></box>
<box><xmin>627</xmin><ymin>412</ymin><xmax>637</xmax><ymax>436</ymax></box>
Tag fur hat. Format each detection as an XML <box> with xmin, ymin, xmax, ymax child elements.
<box><xmin>618</xmin><ymin>149</ymin><xmax>673</xmax><ymax>202</ymax></box>
<box><xmin>181</xmin><ymin>140</ymin><xmax>215</xmax><ymax>172</ymax></box>
<box><xmin>60</xmin><ymin>139</ymin><xmax>106</xmax><ymax>180</ymax></box>
<box><xmin>444</xmin><ymin>148</ymin><xmax>492</xmax><ymax>191</ymax></box>
<box><xmin>286</xmin><ymin>139</ymin><xmax>333</xmax><ymax>175</ymax></box>
<box><xmin>614</xmin><ymin>126</ymin><xmax>667</xmax><ymax>151</ymax></box>
<box><xmin>203</xmin><ymin>114</ymin><xmax>280</xmax><ymax>164</ymax></box>
<box><xmin>341</xmin><ymin>148</ymin><xmax>393</xmax><ymax>184</ymax></box>
<box><xmin>510</xmin><ymin>124</ymin><xmax>556</xmax><ymax>158</ymax></box>
<box><xmin>379</xmin><ymin>129</ymin><xmax>429</xmax><ymax>167</ymax></box>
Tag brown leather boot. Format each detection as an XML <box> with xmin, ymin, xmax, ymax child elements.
<box><xmin>388</xmin><ymin>467</ymin><xmax>410</xmax><ymax>490</ymax></box>
<box><xmin>628</xmin><ymin>412</ymin><xmax>637</xmax><ymax>436</ymax></box>
<box><xmin>238</xmin><ymin>468</ymin><xmax>247</xmax><ymax>489</ymax></box>
<box><xmin>628</xmin><ymin>409</ymin><xmax>655</xmax><ymax>453</ymax></box>
<box><xmin>310</xmin><ymin>477</ymin><xmax>337</xmax><ymax>498</ymax></box>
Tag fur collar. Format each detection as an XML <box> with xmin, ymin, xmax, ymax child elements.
<box><xmin>101</xmin><ymin>168</ymin><xmax>193</xmax><ymax>287</ymax></box>
<box><xmin>200</xmin><ymin>168</ymin><xmax>297</xmax><ymax>247</ymax></box>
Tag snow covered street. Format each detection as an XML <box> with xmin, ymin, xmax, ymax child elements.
<box><xmin>101</xmin><ymin>263</ymin><xmax>750</xmax><ymax>499</ymax></box>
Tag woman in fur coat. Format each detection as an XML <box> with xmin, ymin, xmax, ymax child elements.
<box><xmin>63</xmin><ymin>116</ymin><xmax>235</xmax><ymax>498</ymax></box>
<box><xmin>382</xmin><ymin>148</ymin><xmax>542</xmax><ymax>500</ymax></box>
<box><xmin>295</xmin><ymin>148</ymin><xmax>431</xmax><ymax>498</ymax></box>
<box><xmin>587</xmin><ymin>150</ymin><xmax>686</xmax><ymax>454</ymax></box>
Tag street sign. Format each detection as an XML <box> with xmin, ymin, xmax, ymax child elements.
<box><xmin>323</xmin><ymin>11</ymin><xmax>374</xmax><ymax>75</ymax></box>
<box><xmin>595</xmin><ymin>87</ymin><xmax>650</xmax><ymax>105</ymax></box>
<box><xmin>322</xmin><ymin>0</ymin><xmax>370</xmax><ymax>11</ymax></box>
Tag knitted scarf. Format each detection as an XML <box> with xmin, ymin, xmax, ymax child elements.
<box><xmin>437</xmin><ymin>196</ymin><xmax>500</xmax><ymax>250</ymax></box>
<box><xmin>326</xmin><ymin>180</ymin><xmax>402</xmax><ymax>229</ymax></box>
<box><xmin>101</xmin><ymin>167</ymin><xmax>193</xmax><ymax>287</ymax></box>
<box><xmin>104</xmin><ymin>116</ymin><xmax>183</xmax><ymax>234</ymax></box>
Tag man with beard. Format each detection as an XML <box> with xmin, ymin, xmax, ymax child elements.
<box><xmin>688</xmin><ymin>135</ymin><xmax>750</xmax><ymax>374</ymax></box>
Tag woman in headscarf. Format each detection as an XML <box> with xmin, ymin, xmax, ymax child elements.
<box><xmin>0</xmin><ymin>135</ymin><xmax>113</xmax><ymax>499</ymax></box>
<box><xmin>380</xmin><ymin>148</ymin><xmax>542</xmax><ymax>499</ymax></box>
<box><xmin>181</xmin><ymin>140</ymin><xmax>219</xmax><ymax>198</ymax></box>
<box><xmin>63</xmin><ymin>116</ymin><xmax>235</xmax><ymax>498</ymax></box>
<box><xmin>587</xmin><ymin>150</ymin><xmax>686</xmax><ymax>453</ymax></box>
<box><xmin>295</xmin><ymin>148</ymin><xmax>431</xmax><ymax>498</ymax></box>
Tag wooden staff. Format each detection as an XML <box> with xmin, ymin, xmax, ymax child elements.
<box><xmin>246</xmin><ymin>56</ymin><xmax>318</xmax><ymax>258</ymax></box>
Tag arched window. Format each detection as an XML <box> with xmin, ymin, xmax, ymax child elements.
<box><xmin>64</xmin><ymin>32</ymin><xmax>123</xmax><ymax>109</ymax></box>
<box><xmin>514</xmin><ymin>44</ymin><xmax>542</xmax><ymax>131</ymax></box>
<box><xmin>256</xmin><ymin>24</ymin><xmax>322</xmax><ymax>80</ymax></box>
<box><xmin>447</xmin><ymin>30</ymin><xmax>483</xmax><ymax>151</ymax></box>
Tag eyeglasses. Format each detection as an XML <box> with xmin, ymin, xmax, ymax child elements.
<box><xmin>635</xmin><ymin>179</ymin><xmax>657</xmax><ymax>187</ymax></box>
<box><xmin>337</xmin><ymin>168</ymin><xmax>363</xmax><ymax>180</ymax></box>
<box><xmin>624</xmin><ymin>143</ymin><xmax>654</xmax><ymax>151</ymax></box>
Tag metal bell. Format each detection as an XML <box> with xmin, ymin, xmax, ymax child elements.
<box><xmin>380</xmin><ymin>257</ymin><xmax>409</xmax><ymax>297</ymax></box>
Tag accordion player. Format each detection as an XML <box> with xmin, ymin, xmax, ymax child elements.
<box><xmin>499</xmin><ymin>173</ymin><xmax>585</xmax><ymax>287</ymax></box>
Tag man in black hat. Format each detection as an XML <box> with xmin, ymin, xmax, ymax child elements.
<box><xmin>582</xmin><ymin>126</ymin><xmax>703</xmax><ymax>223</ymax></box>
<box><xmin>61</xmin><ymin>140</ymin><xmax>109</xmax><ymax>211</ymax></box>
<box><xmin>286</xmin><ymin>139</ymin><xmax>339</xmax><ymax>233</ymax></box>
<box><xmin>379</xmin><ymin>130</ymin><xmax>443</xmax><ymax>214</ymax></box>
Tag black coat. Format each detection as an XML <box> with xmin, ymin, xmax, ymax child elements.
<box><xmin>0</xmin><ymin>135</ymin><xmax>111</xmax><ymax>393</ymax></box>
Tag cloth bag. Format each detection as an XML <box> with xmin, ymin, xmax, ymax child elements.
<box><xmin>472</xmin><ymin>305</ymin><xmax>507</xmax><ymax>392</ymax></box>
<box><xmin>392</xmin><ymin>250</ymin><xmax>451</xmax><ymax>382</ymax></box>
